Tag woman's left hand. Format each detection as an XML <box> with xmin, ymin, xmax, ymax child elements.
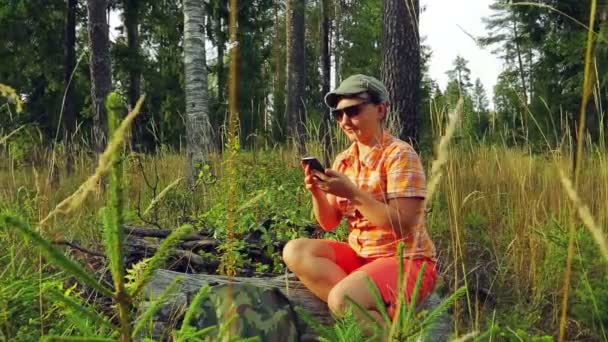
<box><xmin>313</xmin><ymin>169</ymin><xmax>359</xmax><ymax>200</ymax></box>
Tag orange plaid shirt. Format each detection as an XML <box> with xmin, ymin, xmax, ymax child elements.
<box><xmin>332</xmin><ymin>131</ymin><xmax>436</xmax><ymax>259</ymax></box>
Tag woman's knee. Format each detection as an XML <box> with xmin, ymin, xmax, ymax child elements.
<box><xmin>282</xmin><ymin>238</ymin><xmax>311</xmax><ymax>269</ymax></box>
<box><xmin>327</xmin><ymin>286</ymin><xmax>348</xmax><ymax>314</ymax></box>
<box><xmin>327</xmin><ymin>272</ymin><xmax>377</xmax><ymax>315</ymax></box>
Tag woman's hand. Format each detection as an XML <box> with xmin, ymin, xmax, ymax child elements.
<box><xmin>302</xmin><ymin>163</ymin><xmax>324</xmax><ymax>196</ymax></box>
<box><xmin>313</xmin><ymin>169</ymin><xmax>359</xmax><ymax>200</ymax></box>
<box><xmin>302</xmin><ymin>163</ymin><xmax>343</xmax><ymax>230</ymax></box>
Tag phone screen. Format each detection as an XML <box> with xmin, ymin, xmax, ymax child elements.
<box><xmin>301</xmin><ymin>157</ymin><xmax>325</xmax><ymax>173</ymax></box>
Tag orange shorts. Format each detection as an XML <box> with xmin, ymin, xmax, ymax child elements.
<box><xmin>326</xmin><ymin>240</ymin><xmax>437</xmax><ymax>318</ymax></box>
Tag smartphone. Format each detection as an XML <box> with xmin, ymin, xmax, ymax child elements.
<box><xmin>301</xmin><ymin>157</ymin><xmax>325</xmax><ymax>173</ymax></box>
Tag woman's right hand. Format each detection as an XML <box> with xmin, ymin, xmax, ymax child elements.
<box><xmin>302</xmin><ymin>162</ymin><xmax>342</xmax><ymax>230</ymax></box>
<box><xmin>302</xmin><ymin>163</ymin><xmax>324</xmax><ymax>195</ymax></box>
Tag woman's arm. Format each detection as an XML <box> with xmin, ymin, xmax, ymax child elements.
<box><xmin>349</xmin><ymin>190</ymin><xmax>424</xmax><ymax>238</ymax></box>
<box><xmin>315</xmin><ymin>169</ymin><xmax>422</xmax><ymax>237</ymax></box>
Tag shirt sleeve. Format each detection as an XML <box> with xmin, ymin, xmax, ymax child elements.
<box><xmin>385</xmin><ymin>144</ymin><xmax>427</xmax><ymax>199</ymax></box>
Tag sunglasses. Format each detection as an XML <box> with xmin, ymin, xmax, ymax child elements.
<box><xmin>331</xmin><ymin>100</ymin><xmax>372</xmax><ymax>121</ymax></box>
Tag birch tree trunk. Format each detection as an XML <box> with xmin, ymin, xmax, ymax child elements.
<box><xmin>183</xmin><ymin>0</ymin><xmax>213</xmax><ymax>182</ymax></box>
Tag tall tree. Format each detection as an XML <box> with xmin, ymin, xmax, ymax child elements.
<box><xmin>320</xmin><ymin>0</ymin><xmax>332</xmax><ymax>165</ymax></box>
<box><xmin>208</xmin><ymin>0</ymin><xmax>228</xmax><ymax>116</ymax></box>
<box><xmin>472</xmin><ymin>78</ymin><xmax>489</xmax><ymax>115</ymax></box>
<box><xmin>381</xmin><ymin>0</ymin><xmax>420</xmax><ymax>147</ymax></box>
<box><xmin>0</xmin><ymin>0</ymin><xmax>68</xmax><ymax>138</ymax></box>
<box><xmin>183</xmin><ymin>0</ymin><xmax>213</xmax><ymax>182</ymax></box>
<box><xmin>285</xmin><ymin>0</ymin><xmax>306</xmax><ymax>153</ymax></box>
<box><xmin>136</xmin><ymin>0</ymin><xmax>185</xmax><ymax>148</ymax></box>
<box><xmin>446</xmin><ymin>55</ymin><xmax>473</xmax><ymax>93</ymax></box>
<box><xmin>481</xmin><ymin>0</ymin><xmax>532</xmax><ymax>135</ymax></box>
<box><xmin>471</xmin><ymin>78</ymin><xmax>491</xmax><ymax>139</ymax></box>
<box><xmin>123</xmin><ymin>0</ymin><xmax>152</xmax><ymax>151</ymax></box>
<box><xmin>63</xmin><ymin>0</ymin><xmax>77</xmax><ymax>173</ymax></box>
<box><xmin>341</xmin><ymin>0</ymin><xmax>382</xmax><ymax>77</ymax></box>
<box><xmin>445</xmin><ymin>56</ymin><xmax>475</xmax><ymax>136</ymax></box>
<box><xmin>87</xmin><ymin>0</ymin><xmax>112</xmax><ymax>153</ymax></box>
<box><xmin>124</xmin><ymin>0</ymin><xmax>141</xmax><ymax>110</ymax></box>
<box><xmin>482</xmin><ymin>0</ymin><xmax>531</xmax><ymax>104</ymax></box>
<box><xmin>333</xmin><ymin>0</ymin><xmax>342</xmax><ymax>86</ymax></box>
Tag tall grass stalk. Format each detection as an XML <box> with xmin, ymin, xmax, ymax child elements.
<box><xmin>559</xmin><ymin>170</ymin><xmax>608</xmax><ymax>259</ymax></box>
<box><xmin>559</xmin><ymin>0</ymin><xmax>598</xmax><ymax>340</ymax></box>
<box><xmin>426</xmin><ymin>98</ymin><xmax>464</xmax><ymax>202</ymax></box>
<box><xmin>143</xmin><ymin>177</ymin><xmax>184</xmax><ymax>216</ymax></box>
<box><xmin>0</xmin><ymin>125</ymin><xmax>26</xmax><ymax>146</ymax></box>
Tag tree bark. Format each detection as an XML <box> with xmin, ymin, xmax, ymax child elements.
<box><xmin>87</xmin><ymin>0</ymin><xmax>112</xmax><ymax>153</ymax></box>
<box><xmin>144</xmin><ymin>270</ymin><xmax>451</xmax><ymax>341</ymax></box>
<box><xmin>333</xmin><ymin>0</ymin><xmax>341</xmax><ymax>87</ymax></box>
<box><xmin>63</xmin><ymin>0</ymin><xmax>77</xmax><ymax>173</ymax></box>
<box><xmin>285</xmin><ymin>0</ymin><xmax>306</xmax><ymax>154</ymax></box>
<box><xmin>125</xmin><ymin>0</ymin><xmax>151</xmax><ymax>152</ymax></box>
<box><xmin>272</xmin><ymin>1</ymin><xmax>286</xmax><ymax>142</ymax></box>
<box><xmin>320</xmin><ymin>0</ymin><xmax>332</xmax><ymax>167</ymax></box>
<box><xmin>183</xmin><ymin>0</ymin><xmax>214</xmax><ymax>183</ymax></box>
<box><xmin>382</xmin><ymin>0</ymin><xmax>420</xmax><ymax>148</ymax></box>
<box><xmin>215</xmin><ymin>2</ymin><xmax>226</xmax><ymax>110</ymax></box>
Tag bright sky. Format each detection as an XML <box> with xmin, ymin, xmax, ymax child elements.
<box><xmin>420</xmin><ymin>0</ymin><xmax>503</xmax><ymax>107</ymax></box>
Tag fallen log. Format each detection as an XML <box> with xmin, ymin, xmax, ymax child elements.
<box><xmin>143</xmin><ymin>269</ymin><xmax>452</xmax><ymax>341</ymax></box>
<box><xmin>124</xmin><ymin>225</ymin><xmax>217</xmax><ymax>244</ymax></box>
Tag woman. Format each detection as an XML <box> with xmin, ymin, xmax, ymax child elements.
<box><xmin>282</xmin><ymin>74</ymin><xmax>437</xmax><ymax>327</ymax></box>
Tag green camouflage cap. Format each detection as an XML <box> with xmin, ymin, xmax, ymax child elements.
<box><xmin>324</xmin><ymin>74</ymin><xmax>389</xmax><ymax>108</ymax></box>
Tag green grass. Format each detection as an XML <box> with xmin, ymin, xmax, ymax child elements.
<box><xmin>2</xmin><ymin>134</ymin><xmax>606</xmax><ymax>340</ymax></box>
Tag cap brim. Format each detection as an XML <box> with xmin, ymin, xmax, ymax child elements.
<box><xmin>324</xmin><ymin>86</ymin><xmax>367</xmax><ymax>108</ymax></box>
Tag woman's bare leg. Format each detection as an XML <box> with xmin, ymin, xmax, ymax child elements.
<box><xmin>327</xmin><ymin>270</ymin><xmax>389</xmax><ymax>336</ymax></box>
<box><xmin>282</xmin><ymin>238</ymin><xmax>347</xmax><ymax>301</ymax></box>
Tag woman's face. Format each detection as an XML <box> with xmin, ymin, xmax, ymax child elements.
<box><xmin>333</xmin><ymin>96</ymin><xmax>385</xmax><ymax>144</ymax></box>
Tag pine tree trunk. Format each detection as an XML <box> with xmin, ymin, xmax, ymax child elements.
<box><xmin>125</xmin><ymin>0</ymin><xmax>149</xmax><ymax>152</ymax></box>
<box><xmin>215</xmin><ymin>3</ymin><xmax>226</xmax><ymax>110</ymax></box>
<box><xmin>63</xmin><ymin>0</ymin><xmax>77</xmax><ymax>173</ymax></box>
<box><xmin>320</xmin><ymin>0</ymin><xmax>332</xmax><ymax>166</ymax></box>
<box><xmin>333</xmin><ymin>0</ymin><xmax>341</xmax><ymax>87</ymax></box>
<box><xmin>285</xmin><ymin>0</ymin><xmax>306</xmax><ymax>154</ymax></box>
<box><xmin>183</xmin><ymin>0</ymin><xmax>213</xmax><ymax>183</ymax></box>
<box><xmin>272</xmin><ymin>1</ymin><xmax>286</xmax><ymax>142</ymax></box>
<box><xmin>382</xmin><ymin>0</ymin><xmax>420</xmax><ymax>148</ymax></box>
<box><xmin>87</xmin><ymin>0</ymin><xmax>112</xmax><ymax>153</ymax></box>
